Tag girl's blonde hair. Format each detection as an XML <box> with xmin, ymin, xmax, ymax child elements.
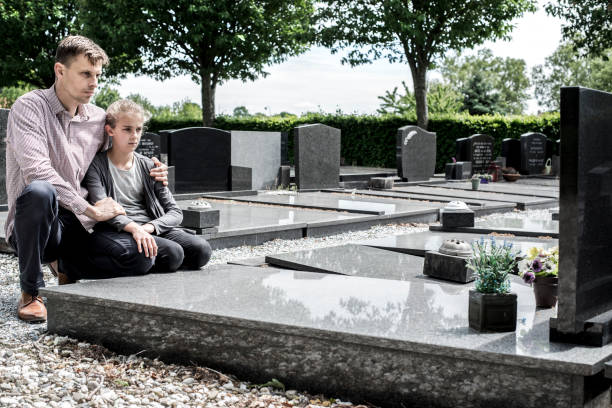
<box><xmin>106</xmin><ymin>99</ymin><xmax>151</xmax><ymax>128</ymax></box>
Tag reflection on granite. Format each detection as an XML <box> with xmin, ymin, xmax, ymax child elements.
<box><xmin>175</xmin><ymin>199</ymin><xmax>359</xmax><ymax>231</ymax></box>
<box><xmin>229</xmin><ymin>191</ymin><xmax>442</xmax><ymax>215</ymax></box>
<box><xmin>265</xmin><ymin>244</ymin><xmax>424</xmax><ymax>281</ymax></box>
<box><xmin>394</xmin><ymin>185</ymin><xmax>556</xmax><ymax>206</ymax></box>
<box><xmin>357</xmin><ymin>231</ymin><xmax>558</xmax><ymax>257</ymax></box>
<box><xmin>475</xmin><ymin>216</ymin><xmax>559</xmax><ymax>235</ymax></box>
<box><xmin>42</xmin><ymin>265</ymin><xmax>612</xmax><ymax>407</ymax></box>
<box><xmin>433</xmin><ymin>181</ymin><xmax>559</xmax><ymax>198</ymax></box>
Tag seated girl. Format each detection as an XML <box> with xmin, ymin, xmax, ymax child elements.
<box><xmin>84</xmin><ymin>99</ymin><xmax>211</xmax><ymax>276</ymax></box>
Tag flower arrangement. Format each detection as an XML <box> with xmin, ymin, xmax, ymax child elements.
<box><xmin>471</xmin><ymin>173</ymin><xmax>492</xmax><ymax>181</ymax></box>
<box><xmin>518</xmin><ymin>246</ymin><xmax>559</xmax><ymax>284</ymax></box>
<box><xmin>467</xmin><ymin>237</ymin><xmax>518</xmax><ymax>294</ymax></box>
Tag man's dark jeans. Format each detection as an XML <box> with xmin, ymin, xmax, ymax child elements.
<box><xmin>10</xmin><ymin>181</ymin><xmax>153</xmax><ymax>295</ymax></box>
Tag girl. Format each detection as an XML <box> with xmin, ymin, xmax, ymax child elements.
<box><xmin>85</xmin><ymin>99</ymin><xmax>211</xmax><ymax>276</ymax></box>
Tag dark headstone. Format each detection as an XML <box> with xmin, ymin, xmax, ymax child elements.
<box><xmin>455</xmin><ymin>138</ymin><xmax>469</xmax><ymax>162</ymax></box>
<box><xmin>424</xmin><ymin>251</ymin><xmax>474</xmax><ymax>283</ymax></box>
<box><xmin>467</xmin><ymin>134</ymin><xmax>494</xmax><ymax>174</ymax></box>
<box><xmin>501</xmin><ymin>138</ymin><xmax>521</xmax><ymax>171</ymax></box>
<box><xmin>167</xmin><ymin>166</ymin><xmax>175</xmax><ymax>194</ymax></box>
<box><xmin>294</xmin><ymin>124</ymin><xmax>340</xmax><ymax>189</ymax></box>
<box><xmin>157</xmin><ymin>129</ymin><xmax>172</xmax><ymax>165</ymax></box>
<box><xmin>520</xmin><ymin>132</ymin><xmax>547</xmax><ymax>175</ymax></box>
<box><xmin>445</xmin><ymin>163</ymin><xmax>456</xmax><ymax>180</ymax></box>
<box><xmin>455</xmin><ymin>162</ymin><xmax>472</xmax><ymax>179</ymax></box>
<box><xmin>550</xmin><ymin>87</ymin><xmax>612</xmax><ymax>346</ymax></box>
<box><xmin>136</xmin><ymin>132</ymin><xmax>161</xmax><ymax>160</ymax></box>
<box><xmin>369</xmin><ymin>177</ymin><xmax>394</xmax><ymax>189</ymax></box>
<box><xmin>231</xmin><ymin>131</ymin><xmax>281</xmax><ymax>190</ymax></box>
<box><xmin>278</xmin><ymin>165</ymin><xmax>290</xmax><ymax>188</ymax></box>
<box><xmin>281</xmin><ymin>132</ymin><xmax>290</xmax><ymax>165</ymax></box>
<box><xmin>440</xmin><ymin>209</ymin><xmax>475</xmax><ymax>228</ymax></box>
<box><xmin>546</xmin><ymin>139</ymin><xmax>554</xmax><ymax>159</ymax></box>
<box><xmin>396</xmin><ymin>126</ymin><xmax>436</xmax><ymax>181</ymax></box>
<box><xmin>231</xmin><ymin>166</ymin><xmax>252</xmax><ymax>191</ymax></box>
<box><xmin>0</xmin><ymin>109</ymin><xmax>8</xmax><ymax>204</ymax></box>
<box><xmin>167</xmin><ymin>127</ymin><xmax>231</xmax><ymax>193</ymax></box>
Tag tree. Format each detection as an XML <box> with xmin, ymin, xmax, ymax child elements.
<box><xmin>318</xmin><ymin>0</ymin><xmax>536</xmax><ymax>129</ymax></box>
<box><xmin>79</xmin><ymin>0</ymin><xmax>315</xmax><ymax>126</ymax></box>
<box><xmin>0</xmin><ymin>0</ymin><xmax>80</xmax><ymax>88</ymax></box>
<box><xmin>91</xmin><ymin>85</ymin><xmax>121</xmax><ymax>109</ymax></box>
<box><xmin>531</xmin><ymin>42</ymin><xmax>612</xmax><ymax>111</ymax></box>
<box><xmin>461</xmin><ymin>72</ymin><xmax>502</xmax><ymax>115</ymax></box>
<box><xmin>232</xmin><ymin>106</ymin><xmax>251</xmax><ymax>117</ymax></box>
<box><xmin>377</xmin><ymin>80</ymin><xmax>461</xmax><ymax>116</ymax></box>
<box><xmin>440</xmin><ymin>49</ymin><xmax>530</xmax><ymax>115</ymax></box>
<box><xmin>546</xmin><ymin>0</ymin><xmax>612</xmax><ymax>57</ymax></box>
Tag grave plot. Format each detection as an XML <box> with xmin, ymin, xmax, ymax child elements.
<box><xmin>514</xmin><ymin>177</ymin><xmax>560</xmax><ymax>187</ymax></box>
<box><xmin>392</xmin><ymin>185</ymin><xmax>557</xmax><ymax>210</ymax></box>
<box><xmin>207</xmin><ymin>191</ymin><xmax>444</xmax><ymax>215</ymax></box>
<box><xmin>41</xmin><ymin>265</ymin><xmax>612</xmax><ymax>407</ymax></box>
<box><xmin>265</xmin><ymin>244</ymin><xmax>425</xmax><ymax>281</ymax></box>
<box><xmin>431</xmin><ymin>214</ymin><xmax>559</xmax><ymax>238</ymax></box>
<box><xmin>321</xmin><ymin>189</ymin><xmax>516</xmax><ymax>215</ymax></box>
<box><xmin>355</xmin><ymin>230</ymin><xmax>558</xmax><ymax>257</ymax></box>
<box><xmin>430</xmin><ymin>180</ymin><xmax>559</xmax><ymax>199</ymax></box>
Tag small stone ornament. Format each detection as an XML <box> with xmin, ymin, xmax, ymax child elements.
<box><xmin>187</xmin><ymin>200</ymin><xmax>212</xmax><ymax>210</ymax></box>
<box><xmin>423</xmin><ymin>239</ymin><xmax>475</xmax><ymax>283</ymax></box>
<box><xmin>440</xmin><ymin>201</ymin><xmax>474</xmax><ymax>228</ymax></box>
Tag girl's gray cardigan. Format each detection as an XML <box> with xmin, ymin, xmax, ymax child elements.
<box><xmin>84</xmin><ymin>151</ymin><xmax>182</xmax><ymax>234</ymax></box>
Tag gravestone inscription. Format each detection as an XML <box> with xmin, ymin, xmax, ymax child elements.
<box><xmin>167</xmin><ymin>127</ymin><xmax>231</xmax><ymax>193</ymax></box>
<box><xmin>294</xmin><ymin>124</ymin><xmax>340</xmax><ymax>189</ymax></box>
<box><xmin>396</xmin><ymin>126</ymin><xmax>436</xmax><ymax>181</ymax></box>
<box><xmin>136</xmin><ymin>132</ymin><xmax>161</xmax><ymax>160</ymax></box>
<box><xmin>467</xmin><ymin>134</ymin><xmax>494</xmax><ymax>174</ymax></box>
<box><xmin>520</xmin><ymin>132</ymin><xmax>547</xmax><ymax>175</ymax></box>
<box><xmin>550</xmin><ymin>86</ymin><xmax>612</xmax><ymax>346</ymax></box>
<box><xmin>0</xmin><ymin>109</ymin><xmax>8</xmax><ymax>204</ymax></box>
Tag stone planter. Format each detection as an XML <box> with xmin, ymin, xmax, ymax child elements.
<box><xmin>471</xmin><ymin>179</ymin><xmax>480</xmax><ymax>190</ymax></box>
<box><xmin>533</xmin><ymin>276</ymin><xmax>558</xmax><ymax>308</ymax></box>
<box><xmin>468</xmin><ymin>290</ymin><xmax>517</xmax><ymax>332</ymax></box>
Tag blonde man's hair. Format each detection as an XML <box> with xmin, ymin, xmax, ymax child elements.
<box><xmin>106</xmin><ymin>99</ymin><xmax>151</xmax><ymax>128</ymax></box>
<box><xmin>55</xmin><ymin>35</ymin><xmax>109</xmax><ymax>67</ymax></box>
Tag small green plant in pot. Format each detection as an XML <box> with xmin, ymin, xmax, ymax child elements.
<box><xmin>467</xmin><ymin>237</ymin><xmax>518</xmax><ymax>332</ymax></box>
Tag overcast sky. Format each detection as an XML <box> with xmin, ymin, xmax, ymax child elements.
<box><xmin>116</xmin><ymin>0</ymin><xmax>562</xmax><ymax>115</ymax></box>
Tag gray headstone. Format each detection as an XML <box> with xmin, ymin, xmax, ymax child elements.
<box><xmin>0</xmin><ymin>109</ymin><xmax>8</xmax><ymax>204</ymax></box>
<box><xmin>136</xmin><ymin>132</ymin><xmax>161</xmax><ymax>160</ymax></box>
<box><xmin>520</xmin><ymin>132</ymin><xmax>547</xmax><ymax>175</ymax></box>
<box><xmin>294</xmin><ymin>124</ymin><xmax>340</xmax><ymax>189</ymax></box>
<box><xmin>551</xmin><ymin>86</ymin><xmax>612</xmax><ymax>346</ymax></box>
<box><xmin>501</xmin><ymin>138</ymin><xmax>521</xmax><ymax>170</ymax></box>
<box><xmin>455</xmin><ymin>162</ymin><xmax>472</xmax><ymax>179</ymax></box>
<box><xmin>230</xmin><ymin>131</ymin><xmax>281</xmax><ymax>190</ymax></box>
<box><xmin>396</xmin><ymin>126</ymin><xmax>436</xmax><ymax>181</ymax></box>
<box><xmin>167</xmin><ymin>127</ymin><xmax>231</xmax><ymax>193</ymax></box>
<box><xmin>467</xmin><ymin>134</ymin><xmax>494</xmax><ymax>174</ymax></box>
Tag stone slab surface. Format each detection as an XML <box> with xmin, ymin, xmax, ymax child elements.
<box><xmin>431</xmin><ymin>215</ymin><xmax>559</xmax><ymax>238</ymax></box>
<box><xmin>431</xmin><ymin>181</ymin><xmax>559</xmax><ymax>198</ymax></box>
<box><xmin>355</xmin><ymin>231</ymin><xmax>558</xmax><ymax>257</ymax></box>
<box><xmin>265</xmin><ymin>244</ymin><xmax>424</xmax><ymax>281</ymax></box>
<box><xmin>393</xmin><ymin>185</ymin><xmax>557</xmax><ymax>209</ymax></box>
<box><xmin>222</xmin><ymin>191</ymin><xmax>443</xmax><ymax>215</ymax></box>
<box><xmin>514</xmin><ymin>177</ymin><xmax>559</xmax><ymax>187</ymax></box>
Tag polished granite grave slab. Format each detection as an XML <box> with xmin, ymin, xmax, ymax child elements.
<box><xmin>514</xmin><ymin>177</ymin><xmax>560</xmax><ymax>187</ymax></box>
<box><xmin>321</xmin><ymin>189</ymin><xmax>516</xmax><ymax>214</ymax></box>
<box><xmin>41</xmin><ymin>265</ymin><xmax>612</xmax><ymax>407</ymax></box>
<box><xmin>431</xmin><ymin>215</ymin><xmax>559</xmax><ymax>238</ymax></box>
<box><xmin>431</xmin><ymin>181</ymin><xmax>559</xmax><ymax>198</ymax></box>
<box><xmin>213</xmin><ymin>191</ymin><xmax>444</xmax><ymax>215</ymax></box>
<box><xmin>265</xmin><ymin>244</ymin><xmax>424</xmax><ymax>280</ymax></box>
<box><xmin>393</xmin><ymin>186</ymin><xmax>557</xmax><ymax>209</ymax></box>
<box><xmin>356</xmin><ymin>231</ymin><xmax>558</xmax><ymax>257</ymax></box>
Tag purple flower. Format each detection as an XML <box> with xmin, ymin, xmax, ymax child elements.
<box><xmin>452</xmin><ymin>157</ymin><xmax>457</xmax><ymax>163</ymax></box>
<box><xmin>531</xmin><ymin>258</ymin><xmax>543</xmax><ymax>273</ymax></box>
<box><xmin>523</xmin><ymin>271</ymin><xmax>536</xmax><ymax>284</ymax></box>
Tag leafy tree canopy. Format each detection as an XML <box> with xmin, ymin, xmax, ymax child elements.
<box><xmin>318</xmin><ymin>0</ymin><xmax>536</xmax><ymax>128</ymax></box>
<box><xmin>377</xmin><ymin>80</ymin><xmax>462</xmax><ymax>116</ymax></box>
<box><xmin>546</xmin><ymin>0</ymin><xmax>612</xmax><ymax>57</ymax></box>
<box><xmin>79</xmin><ymin>0</ymin><xmax>315</xmax><ymax>126</ymax></box>
<box><xmin>440</xmin><ymin>48</ymin><xmax>530</xmax><ymax>115</ymax></box>
<box><xmin>531</xmin><ymin>42</ymin><xmax>612</xmax><ymax>111</ymax></box>
<box><xmin>0</xmin><ymin>0</ymin><xmax>80</xmax><ymax>88</ymax></box>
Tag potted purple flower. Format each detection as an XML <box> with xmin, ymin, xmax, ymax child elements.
<box><xmin>519</xmin><ymin>246</ymin><xmax>559</xmax><ymax>308</ymax></box>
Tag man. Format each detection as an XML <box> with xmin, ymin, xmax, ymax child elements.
<box><xmin>6</xmin><ymin>35</ymin><xmax>166</xmax><ymax>322</ymax></box>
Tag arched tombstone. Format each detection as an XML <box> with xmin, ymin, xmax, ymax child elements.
<box><xmin>293</xmin><ymin>123</ymin><xmax>340</xmax><ymax>189</ymax></box>
<box><xmin>520</xmin><ymin>132</ymin><xmax>547</xmax><ymax>174</ymax></box>
<box><xmin>396</xmin><ymin>126</ymin><xmax>436</xmax><ymax>181</ymax></box>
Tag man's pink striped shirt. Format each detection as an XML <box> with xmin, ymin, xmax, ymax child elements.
<box><xmin>5</xmin><ymin>86</ymin><xmax>107</xmax><ymax>241</ymax></box>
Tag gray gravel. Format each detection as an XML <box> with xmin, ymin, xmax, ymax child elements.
<box><xmin>0</xmin><ymin>209</ymin><xmax>557</xmax><ymax>407</ymax></box>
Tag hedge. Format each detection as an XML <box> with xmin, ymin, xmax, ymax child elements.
<box><xmin>148</xmin><ymin>112</ymin><xmax>560</xmax><ymax>173</ymax></box>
